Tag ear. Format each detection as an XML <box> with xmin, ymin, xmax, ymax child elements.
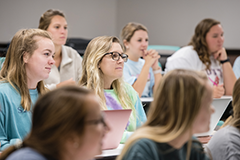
<box><xmin>23</xmin><ymin>52</ymin><xmax>30</xmax><ymax>63</ymax></box>
<box><xmin>123</xmin><ymin>40</ymin><xmax>129</xmax><ymax>49</ymax></box>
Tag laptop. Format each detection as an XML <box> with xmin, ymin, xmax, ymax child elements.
<box><xmin>194</xmin><ymin>96</ymin><xmax>232</xmax><ymax>137</ymax></box>
<box><xmin>140</xmin><ymin>97</ymin><xmax>153</xmax><ymax>114</ymax></box>
<box><xmin>102</xmin><ymin>109</ymin><xmax>132</xmax><ymax>150</ymax></box>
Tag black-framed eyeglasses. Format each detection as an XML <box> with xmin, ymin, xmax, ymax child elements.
<box><xmin>103</xmin><ymin>52</ymin><xmax>128</xmax><ymax>62</ymax></box>
<box><xmin>86</xmin><ymin>115</ymin><xmax>107</xmax><ymax>127</ymax></box>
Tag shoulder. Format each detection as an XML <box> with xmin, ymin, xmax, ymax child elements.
<box><xmin>0</xmin><ymin>82</ymin><xmax>17</xmax><ymax>94</ymax></box>
<box><xmin>62</xmin><ymin>45</ymin><xmax>82</xmax><ymax>60</ymax></box>
<box><xmin>123</xmin><ymin>138</ymin><xmax>158</xmax><ymax>160</ymax></box>
<box><xmin>6</xmin><ymin>147</ymin><xmax>47</xmax><ymax>160</ymax></box>
<box><xmin>170</xmin><ymin>46</ymin><xmax>198</xmax><ymax>59</ymax></box>
<box><xmin>123</xmin><ymin>83</ymin><xmax>138</xmax><ymax>97</ymax></box>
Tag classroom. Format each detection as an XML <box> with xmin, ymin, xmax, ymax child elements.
<box><xmin>0</xmin><ymin>0</ymin><xmax>240</xmax><ymax>160</ymax></box>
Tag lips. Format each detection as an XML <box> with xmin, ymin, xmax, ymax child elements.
<box><xmin>45</xmin><ymin>67</ymin><xmax>51</xmax><ymax>72</ymax></box>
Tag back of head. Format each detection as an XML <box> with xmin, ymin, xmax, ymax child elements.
<box><xmin>147</xmin><ymin>69</ymin><xmax>208</xmax><ymax>139</ymax></box>
<box><xmin>120</xmin><ymin>22</ymin><xmax>147</xmax><ymax>52</ymax></box>
<box><xmin>117</xmin><ymin>69</ymin><xmax>208</xmax><ymax>160</ymax></box>
<box><xmin>189</xmin><ymin>18</ymin><xmax>220</xmax><ymax>70</ymax></box>
<box><xmin>0</xmin><ymin>85</ymin><xmax>94</xmax><ymax>160</ymax></box>
<box><xmin>39</xmin><ymin>9</ymin><xmax>65</xmax><ymax>30</ymax></box>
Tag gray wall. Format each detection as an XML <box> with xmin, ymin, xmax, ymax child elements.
<box><xmin>1</xmin><ymin>0</ymin><xmax>240</xmax><ymax>49</ymax></box>
<box><xmin>0</xmin><ymin>0</ymin><xmax>117</xmax><ymax>42</ymax></box>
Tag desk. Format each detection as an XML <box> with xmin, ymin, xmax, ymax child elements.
<box><xmin>95</xmin><ymin>144</ymin><xmax>124</xmax><ymax>160</ymax></box>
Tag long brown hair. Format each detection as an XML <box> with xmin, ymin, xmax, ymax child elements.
<box><xmin>38</xmin><ymin>9</ymin><xmax>65</xmax><ymax>30</ymax></box>
<box><xmin>117</xmin><ymin>69</ymin><xmax>209</xmax><ymax>160</ymax></box>
<box><xmin>188</xmin><ymin>18</ymin><xmax>220</xmax><ymax>70</ymax></box>
<box><xmin>0</xmin><ymin>29</ymin><xmax>50</xmax><ymax>111</ymax></box>
<box><xmin>0</xmin><ymin>86</ymin><xmax>95</xmax><ymax>160</ymax></box>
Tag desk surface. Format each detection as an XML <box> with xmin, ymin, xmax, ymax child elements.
<box><xmin>96</xmin><ymin>144</ymin><xmax>124</xmax><ymax>159</ymax></box>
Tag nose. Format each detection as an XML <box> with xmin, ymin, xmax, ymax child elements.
<box><xmin>118</xmin><ymin>56</ymin><xmax>124</xmax><ymax>63</ymax></box>
<box><xmin>142</xmin><ymin>40</ymin><xmax>148</xmax><ymax>48</ymax></box>
<box><xmin>49</xmin><ymin>56</ymin><xmax>55</xmax><ymax>65</ymax></box>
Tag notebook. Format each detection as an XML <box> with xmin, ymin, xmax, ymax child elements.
<box><xmin>102</xmin><ymin>109</ymin><xmax>132</xmax><ymax>150</ymax></box>
<box><xmin>194</xmin><ymin>96</ymin><xmax>232</xmax><ymax>137</ymax></box>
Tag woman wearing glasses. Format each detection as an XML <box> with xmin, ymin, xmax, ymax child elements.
<box><xmin>79</xmin><ymin>36</ymin><xmax>147</xmax><ymax>143</ymax></box>
<box><xmin>0</xmin><ymin>86</ymin><xmax>108</xmax><ymax>160</ymax></box>
<box><xmin>120</xmin><ymin>22</ymin><xmax>162</xmax><ymax>97</ymax></box>
<box><xmin>165</xmin><ymin>18</ymin><xmax>236</xmax><ymax>98</ymax></box>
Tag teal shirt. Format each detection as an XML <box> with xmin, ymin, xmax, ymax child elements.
<box><xmin>0</xmin><ymin>82</ymin><xmax>39</xmax><ymax>150</ymax></box>
<box><xmin>104</xmin><ymin>83</ymin><xmax>147</xmax><ymax>143</ymax></box>
<box><xmin>122</xmin><ymin>138</ymin><xmax>210</xmax><ymax>160</ymax></box>
<box><xmin>0</xmin><ymin>57</ymin><xmax>5</xmax><ymax>70</ymax></box>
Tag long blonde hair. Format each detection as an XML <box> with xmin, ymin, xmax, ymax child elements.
<box><xmin>0</xmin><ymin>29</ymin><xmax>50</xmax><ymax>111</ymax></box>
<box><xmin>117</xmin><ymin>69</ymin><xmax>209</xmax><ymax>160</ymax></box>
<box><xmin>79</xmin><ymin>36</ymin><xmax>134</xmax><ymax>110</ymax></box>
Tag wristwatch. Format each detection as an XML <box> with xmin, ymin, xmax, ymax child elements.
<box><xmin>220</xmin><ymin>57</ymin><xmax>230</xmax><ymax>64</ymax></box>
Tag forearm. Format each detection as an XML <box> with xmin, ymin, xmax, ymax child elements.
<box><xmin>222</xmin><ymin>62</ymin><xmax>236</xmax><ymax>95</ymax></box>
<box><xmin>132</xmin><ymin>64</ymin><xmax>151</xmax><ymax>97</ymax></box>
<box><xmin>153</xmin><ymin>71</ymin><xmax>162</xmax><ymax>94</ymax></box>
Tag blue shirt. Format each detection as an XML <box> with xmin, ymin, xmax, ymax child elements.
<box><xmin>233</xmin><ymin>56</ymin><xmax>240</xmax><ymax>79</ymax></box>
<box><xmin>0</xmin><ymin>82</ymin><xmax>39</xmax><ymax>150</ymax></box>
<box><xmin>123</xmin><ymin>59</ymin><xmax>155</xmax><ymax>97</ymax></box>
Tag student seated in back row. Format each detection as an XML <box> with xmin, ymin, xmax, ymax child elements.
<box><xmin>38</xmin><ymin>9</ymin><xmax>83</xmax><ymax>90</ymax></box>
<box><xmin>117</xmin><ymin>69</ymin><xmax>214</xmax><ymax>160</ymax></box>
<box><xmin>165</xmin><ymin>18</ymin><xmax>236</xmax><ymax>98</ymax></box>
<box><xmin>120</xmin><ymin>22</ymin><xmax>162</xmax><ymax>97</ymax></box>
<box><xmin>207</xmin><ymin>78</ymin><xmax>240</xmax><ymax>160</ymax></box>
<box><xmin>0</xmin><ymin>86</ymin><xmax>109</xmax><ymax>160</ymax></box>
<box><xmin>79</xmin><ymin>36</ymin><xmax>147</xmax><ymax>143</ymax></box>
<box><xmin>0</xmin><ymin>29</ymin><xmax>55</xmax><ymax>150</ymax></box>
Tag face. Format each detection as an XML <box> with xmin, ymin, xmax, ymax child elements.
<box><xmin>99</xmin><ymin>42</ymin><xmax>124</xmax><ymax>86</ymax></box>
<box><xmin>206</xmin><ymin>24</ymin><xmax>224</xmax><ymax>54</ymax></box>
<box><xmin>192</xmin><ymin>83</ymin><xmax>215</xmax><ymax>134</ymax></box>
<box><xmin>47</xmin><ymin>15</ymin><xmax>68</xmax><ymax>46</ymax></box>
<box><xmin>24</xmin><ymin>37</ymin><xmax>55</xmax><ymax>84</ymax></box>
<box><xmin>77</xmin><ymin>94</ymin><xmax>108</xmax><ymax>159</ymax></box>
<box><xmin>125</xmin><ymin>30</ymin><xmax>148</xmax><ymax>57</ymax></box>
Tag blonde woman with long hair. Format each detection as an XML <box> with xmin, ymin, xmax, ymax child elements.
<box><xmin>117</xmin><ymin>69</ymin><xmax>214</xmax><ymax>160</ymax></box>
<box><xmin>165</xmin><ymin>18</ymin><xmax>236</xmax><ymax>98</ymax></box>
<box><xmin>207</xmin><ymin>78</ymin><xmax>240</xmax><ymax>160</ymax></box>
<box><xmin>79</xmin><ymin>36</ymin><xmax>146</xmax><ymax>143</ymax></box>
<box><xmin>0</xmin><ymin>29</ymin><xmax>55</xmax><ymax>150</ymax></box>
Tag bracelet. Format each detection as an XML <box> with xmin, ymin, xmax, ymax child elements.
<box><xmin>220</xmin><ymin>57</ymin><xmax>230</xmax><ymax>64</ymax></box>
<box><xmin>153</xmin><ymin>68</ymin><xmax>162</xmax><ymax>74</ymax></box>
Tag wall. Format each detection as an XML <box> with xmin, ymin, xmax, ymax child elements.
<box><xmin>116</xmin><ymin>0</ymin><xmax>240</xmax><ymax>49</ymax></box>
<box><xmin>0</xmin><ymin>0</ymin><xmax>117</xmax><ymax>42</ymax></box>
<box><xmin>1</xmin><ymin>0</ymin><xmax>240</xmax><ymax>49</ymax></box>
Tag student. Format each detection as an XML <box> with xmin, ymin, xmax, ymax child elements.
<box><xmin>0</xmin><ymin>29</ymin><xmax>55</xmax><ymax>150</ymax></box>
<box><xmin>117</xmin><ymin>69</ymin><xmax>214</xmax><ymax>160</ymax></box>
<box><xmin>165</xmin><ymin>18</ymin><xmax>236</xmax><ymax>98</ymax></box>
<box><xmin>79</xmin><ymin>36</ymin><xmax>147</xmax><ymax>143</ymax></box>
<box><xmin>233</xmin><ymin>56</ymin><xmax>240</xmax><ymax>79</ymax></box>
<box><xmin>0</xmin><ymin>86</ymin><xmax>108</xmax><ymax>160</ymax></box>
<box><xmin>39</xmin><ymin>9</ymin><xmax>83</xmax><ymax>90</ymax></box>
<box><xmin>207</xmin><ymin>78</ymin><xmax>240</xmax><ymax>160</ymax></box>
<box><xmin>120</xmin><ymin>22</ymin><xmax>162</xmax><ymax>97</ymax></box>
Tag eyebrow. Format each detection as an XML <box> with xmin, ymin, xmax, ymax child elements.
<box><xmin>43</xmin><ymin>49</ymin><xmax>53</xmax><ymax>53</ymax></box>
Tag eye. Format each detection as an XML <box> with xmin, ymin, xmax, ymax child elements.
<box><xmin>112</xmin><ymin>53</ymin><xmax>119</xmax><ymax>58</ymax></box>
<box><xmin>138</xmin><ymin>39</ymin><xmax>142</xmax><ymax>42</ymax></box>
<box><xmin>44</xmin><ymin>53</ymin><xmax>50</xmax><ymax>56</ymax></box>
<box><xmin>54</xmin><ymin>26</ymin><xmax>60</xmax><ymax>29</ymax></box>
<box><xmin>64</xmin><ymin>26</ymin><xmax>68</xmax><ymax>30</ymax></box>
<box><xmin>145</xmin><ymin>38</ymin><xmax>148</xmax><ymax>42</ymax></box>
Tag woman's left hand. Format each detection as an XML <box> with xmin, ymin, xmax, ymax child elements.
<box><xmin>213</xmin><ymin>47</ymin><xmax>228</xmax><ymax>61</ymax></box>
